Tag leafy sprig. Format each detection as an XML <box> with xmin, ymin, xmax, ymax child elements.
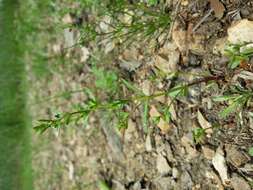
<box><xmin>79</xmin><ymin>0</ymin><xmax>170</xmax><ymax>46</ymax></box>
<box><xmin>35</xmin><ymin>75</ymin><xmax>222</xmax><ymax>134</ymax></box>
<box><xmin>225</xmin><ymin>43</ymin><xmax>253</xmax><ymax>69</ymax></box>
<box><xmin>213</xmin><ymin>87</ymin><xmax>252</xmax><ymax>118</ymax></box>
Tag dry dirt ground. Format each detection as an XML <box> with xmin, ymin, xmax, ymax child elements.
<box><xmin>30</xmin><ymin>1</ymin><xmax>253</xmax><ymax>189</ymax></box>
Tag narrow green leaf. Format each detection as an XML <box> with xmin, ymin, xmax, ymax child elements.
<box><xmin>38</xmin><ymin>119</ymin><xmax>53</xmax><ymax>122</ymax></box>
<box><xmin>219</xmin><ymin>101</ymin><xmax>240</xmax><ymax>118</ymax></box>
<box><xmin>225</xmin><ymin>44</ymin><xmax>240</xmax><ymax>54</ymax></box>
<box><xmin>241</xmin><ymin>47</ymin><xmax>253</xmax><ymax>55</ymax></box>
<box><xmin>248</xmin><ymin>147</ymin><xmax>253</xmax><ymax>157</ymax></box>
<box><xmin>161</xmin><ymin>106</ymin><xmax>171</xmax><ymax>123</ymax></box>
<box><xmin>167</xmin><ymin>86</ymin><xmax>184</xmax><ymax>98</ymax></box>
<box><xmin>34</xmin><ymin>124</ymin><xmax>50</xmax><ymax>134</ymax></box>
<box><xmin>83</xmin><ymin>113</ymin><xmax>90</xmax><ymax>127</ymax></box>
<box><xmin>212</xmin><ymin>95</ymin><xmax>237</xmax><ymax>102</ymax></box>
<box><xmin>181</xmin><ymin>86</ymin><xmax>189</xmax><ymax>96</ymax></box>
<box><xmin>229</xmin><ymin>56</ymin><xmax>242</xmax><ymax>69</ymax></box>
<box><xmin>84</xmin><ymin>88</ymin><xmax>96</xmax><ymax>101</ymax></box>
<box><xmin>121</xmin><ymin>78</ymin><xmax>143</xmax><ymax>94</ymax></box>
<box><xmin>152</xmin><ymin>116</ymin><xmax>160</xmax><ymax>125</ymax></box>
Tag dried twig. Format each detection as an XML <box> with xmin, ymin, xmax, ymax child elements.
<box><xmin>192</xmin><ymin>9</ymin><xmax>214</xmax><ymax>33</ymax></box>
<box><xmin>168</xmin><ymin>0</ymin><xmax>182</xmax><ymax>39</ymax></box>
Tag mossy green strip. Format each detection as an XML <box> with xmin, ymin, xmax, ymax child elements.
<box><xmin>0</xmin><ymin>0</ymin><xmax>33</xmax><ymax>189</ymax></box>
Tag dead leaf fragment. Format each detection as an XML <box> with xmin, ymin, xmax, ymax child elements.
<box><xmin>213</xmin><ymin>37</ymin><xmax>227</xmax><ymax>54</ymax></box>
<box><xmin>225</xmin><ymin>145</ymin><xmax>250</xmax><ymax>167</ymax></box>
<box><xmin>141</xmin><ymin>80</ymin><xmax>151</xmax><ymax>96</ymax></box>
<box><xmin>149</xmin><ymin>105</ymin><xmax>171</xmax><ymax>133</ymax></box>
<box><xmin>62</xmin><ymin>14</ymin><xmax>73</xmax><ymax>24</ymax></box>
<box><xmin>238</xmin><ymin>70</ymin><xmax>253</xmax><ymax>81</ymax></box>
<box><xmin>202</xmin><ymin>146</ymin><xmax>215</xmax><ymax>160</ymax></box>
<box><xmin>157</xmin><ymin>43</ymin><xmax>180</xmax><ymax>74</ymax></box>
<box><xmin>149</xmin><ymin>105</ymin><xmax>161</xmax><ymax>118</ymax></box>
<box><xmin>172</xmin><ymin>21</ymin><xmax>205</xmax><ymax>54</ymax></box>
<box><xmin>181</xmin><ymin>136</ymin><xmax>199</xmax><ymax>160</ymax></box>
<box><xmin>197</xmin><ymin>110</ymin><xmax>213</xmax><ymax>135</ymax></box>
<box><xmin>52</xmin><ymin>44</ymin><xmax>61</xmax><ymax>54</ymax></box>
<box><xmin>124</xmin><ymin>119</ymin><xmax>137</xmax><ymax>141</ymax></box>
<box><xmin>156</xmin><ymin>154</ymin><xmax>171</xmax><ymax>174</ymax></box>
<box><xmin>145</xmin><ymin>134</ymin><xmax>153</xmax><ymax>152</ymax></box>
<box><xmin>154</xmin><ymin>91</ymin><xmax>166</xmax><ymax>103</ymax></box>
<box><xmin>154</xmin><ymin>48</ymin><xmax>179</xmax><ymax>74</ymax></box>
<box><xmin>119</xmin><ymin>48</ymin><xmax>142</xmax><ymax>71</ymax></box>
<box><xmin>209</xmin><ymin>0</ymin><xmax>225</xmax><ymax>19</ymax></box>
<box><xmin>168</xmin><ymin>102</ymin><xmax>177</xmax><ymax>121</ymax></box>
<box><xmin>181</xmin><ymin>0</ymin><xmax>189</xmax><ymax>6</ymax></box>
<box><xmin>212</xmin><ymin>147</ymin><xmax>230</xmax><ymax>185</ymax></box>
<box><xmin>68</xmin><ymin>161</ymin><xmax>74</xmax><ymax>180</ymax></box>
<box><xmin>157</xmin><ymin>119</ymin><xmax>171</xmax><ymax>134</ymax></box>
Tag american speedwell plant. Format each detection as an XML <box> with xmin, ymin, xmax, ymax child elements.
<box><xmin>34</xmin><ymin>74</ymin><xmax>223</xmax><ymax>134</ymax></box>
<box><xmin>78</xmin><ymin>0</ymin><xmax>171</xmax><ymax>46</ymax></box>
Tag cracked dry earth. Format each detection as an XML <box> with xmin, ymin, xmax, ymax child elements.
<box><xmin>31</xmin><ymin>0</ymin><xmax>253</xmax><ymax>190</ymax></box>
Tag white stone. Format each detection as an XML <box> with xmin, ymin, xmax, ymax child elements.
<box><xmin>228</xmin><ymin>19</ymin><xmax>253</xmax><ymax>44</ymax></box>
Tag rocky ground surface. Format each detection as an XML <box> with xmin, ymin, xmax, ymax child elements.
<box><xmin>30</xmin><ymin>1</ymin><xmax>253</xmax><ymax>189</ymax></box>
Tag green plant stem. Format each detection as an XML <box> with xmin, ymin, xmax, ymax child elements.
<box><xmin>36</xmin><ymin>74</ymin><xmax>224</xmax><ymax>131</ymax></box>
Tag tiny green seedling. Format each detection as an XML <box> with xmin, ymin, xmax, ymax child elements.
<box><xmin>193</xmin><ymin>127</ymin><xmax>206</xmax><ymax>144</ymax></box>
<box><xmin>193</xmin><ymin>124</ymin><xmax>220</xmax><ymax>144</ymax></box>
<box><xmin>225</xmin><ymin>43</ymin><xmax>253</xmax><ymax>69</ymax></box>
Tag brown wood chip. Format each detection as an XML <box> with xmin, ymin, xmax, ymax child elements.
<box><xmin>209</xmin><ymin>0</ymin><xmax>225</xmax><ymax>19</ymax></box>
